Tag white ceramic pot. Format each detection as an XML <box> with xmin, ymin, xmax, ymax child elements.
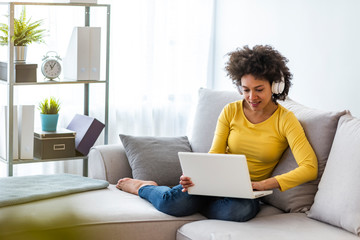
<box><xmin>14</xmin><ymin>46</ymin><xmax>27</xmax><ymax>63</ymax></box>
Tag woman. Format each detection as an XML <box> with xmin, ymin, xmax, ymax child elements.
<box><xmin>117</xmin><ymin>45</ymin><xmax>318</xmax><ymax>222</ymax></box>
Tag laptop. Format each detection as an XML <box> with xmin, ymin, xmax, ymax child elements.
<box><xmin>178</xmin><ymin>152</ymin><xmax>273</xmax><ymax>199</ymax></box>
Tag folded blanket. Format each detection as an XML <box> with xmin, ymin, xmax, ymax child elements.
<box><xmin>0</xmin><ymin>174</ymin><xmax>109</xmax><ymax>207</ymax></box>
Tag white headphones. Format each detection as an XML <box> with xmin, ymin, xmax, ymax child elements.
<box><xmin>236</xmin><ymin>85</ymin><xmax>243</xmax><ymax>94</ymax></box>
<box><xmin>271</xmin><ymin>72</ymin><xmax>285</xmax><ymax>95</ymax></box>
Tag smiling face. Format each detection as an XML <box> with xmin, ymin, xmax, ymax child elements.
<box><xmin>240</xmin><ymin>74</ymin><xmax>276</xmax><ymax>112</ymax></box>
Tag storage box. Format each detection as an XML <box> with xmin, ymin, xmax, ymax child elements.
<box><xmin>34</xmin><ymin>128</ymin><xmax>76</xmax><ymax>159</ymax></box>
<box><xmin>15</xmin><ymin>63</ymin><xmax>37</xmax><ymax>83</ymax></box>
<box><xmin>0</xmin><ymin>62</ymin><xmax>37</xmax><ymax>83</ymax></box>
<box><xmin>66</xmin><ymin>114</ymin><xmax>105</xmax><ymax>156</ymax></box>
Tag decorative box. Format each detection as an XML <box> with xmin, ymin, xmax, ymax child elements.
<box><xmin>34</xmin><ymin>128</ymin><xmax>76</xmax><ymax>159</ymax></box>
<box><xmin>15</xmin><ymin>63</ymin><xmax>37</xmax><ymax>83</ymax></box>
<box><xmin>0</xmin><ymin>62</ymin><xmax>37</xmax><ymax>83</ymax></box>
<box><xmin>66</xmin><ymin>114</ymin><xmax>105</xmax><ymax>156</ymax></box>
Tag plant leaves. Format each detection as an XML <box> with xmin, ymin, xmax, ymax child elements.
<box><xmin>38</xmin><ymin>97</ymin><xmax>61</xmax><ymax>114</ymax></box>
<box><xmin>0</xmin><ymin>6</ymin><xmax>46</xmax><ymax>46</ymax></box>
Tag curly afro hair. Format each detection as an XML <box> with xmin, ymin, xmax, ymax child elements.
<box><xmin>225</xmin><ymin>45</ymin><xmax>292</xmax><ymax>101</ymax></box>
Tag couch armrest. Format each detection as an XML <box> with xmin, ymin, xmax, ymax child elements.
<box><xmin>88</xmin><ymin>144</ymin><xmax>133</xmax><ymax>184</ymax></box>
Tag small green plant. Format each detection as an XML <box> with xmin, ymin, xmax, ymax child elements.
<box><xmin>38</xmin><ymin>97</ymin><xmax>61</xmax><ymax>114</ymax></box>
<box><xmin>0</xmin><ymin>6</ymin><xmax>46</xmax><ymax>46</ymax></box>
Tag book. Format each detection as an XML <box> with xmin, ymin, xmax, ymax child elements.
<box><xmin>0</xmin><ymin>106</ymin><xmax>18</xmax><ymax>160</ymax></box>
<box><xmin>18</xmin><ymin>105</ymin><xmax>35</xmax><ymax>159</ymax></box>
<box><xmin>63</xmin><ymin>27</ymin><xmax>101</xmax><ymax>80</ymax></box>
<box><xmin>66</xmin><ymin>114</ymin><xmax>105</xmax><ymax>155</ymax></box>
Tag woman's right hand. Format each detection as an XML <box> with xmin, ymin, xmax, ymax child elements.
<box><xmin>180</xmin><ymin>175</ymin><xmax>194</xmax><ymax>192</ymax></box>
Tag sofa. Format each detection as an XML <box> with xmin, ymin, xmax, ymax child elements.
<box><xmin>1</xmin><ymin>88</ymin><xmax>359</xmax><ymax>240</ymax></box>
<box><xmin>88</xmin><ymin>88</ymin><xmax>360</xmax><ymax>239</ymax></box>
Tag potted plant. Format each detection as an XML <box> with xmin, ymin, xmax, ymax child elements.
<box><xmin>0</xmin><ymin>6</ymin><xmax>46</xmax><ymax>62</ymax></box>
<box><xmin>38</xmin><ymin>97</ymin><xmax>61</xmax><ymax>132</ymax></box>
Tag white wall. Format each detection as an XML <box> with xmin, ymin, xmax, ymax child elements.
<box><xmin>213</xmin><ymin>0</ymin><xmax>360</xmax><ymax>117</ymax></box>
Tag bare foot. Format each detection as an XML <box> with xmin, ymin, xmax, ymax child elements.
<box><xmin>116</xmin><ymin>178</ymin><xmax>158</xmax><ymax>195</ymax></box>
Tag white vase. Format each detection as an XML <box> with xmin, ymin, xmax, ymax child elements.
<box><xmin>14</xmin><ymin>46</ymin><xmax>27</xmax><ymax>63</ymax></box>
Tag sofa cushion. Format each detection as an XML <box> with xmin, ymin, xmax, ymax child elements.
<box><xmin>176</xmin><ymin>213</ymin><xmax>359</xmax><ymax>240</ymax></box>
<box><xmin>0</xmin><ymin>185</ymin><xmax>205</xmax><ymax>240</ymax></box>
<box><xmin>190</xmin><ymin>88</ymin><xmax>242</xmax><ymax>153</ymax></box>
<box><xmin>307</xmin><ymin>113</ymin><xmax>360</xmax><ymax>236</ymax></box>
<box><xmin>119</xmin><ymin>134</ymin><xmax>192</xmax><ymax>186</ymax></box>
<box><xmin>262</xmin><ymin>99</ymin><xmax>347</xmax><ymax>213</ymax></box>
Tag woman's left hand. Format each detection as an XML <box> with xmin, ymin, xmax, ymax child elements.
<box><xmin>251</xmin><ymin>181</ymin><xmax>266</xmax><ymax>191</ymax></box>
<box><xmin>252</xmin><ymin>177</ymin><xmax>280</xmax><ymax>191</ymax></box>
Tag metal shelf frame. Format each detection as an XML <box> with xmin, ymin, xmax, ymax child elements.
<box><xmin>0</xmin><ymin>2</ymin><xmax>111</xmax><ymax>177</ymax></box>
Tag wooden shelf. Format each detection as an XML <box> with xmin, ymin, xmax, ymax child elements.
<box><xmin>0</xmin><ymin>79</ymin><xmax>106</xmax><ymax>85</ymax></box>
<box><xmin>0</xmin><ymin>2</ymin><xmax>109</xmax><ymax>7</ymax></box>
<box><xmin>1</xmin><ymin>155</ymin><xmax>87</xmax><ymax>165</ymax></box>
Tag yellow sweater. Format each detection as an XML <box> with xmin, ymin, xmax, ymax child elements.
<box><xmin>209</xmin><ymin>100</ymin><xmax>318</xmax><ymax>191</ymax></box>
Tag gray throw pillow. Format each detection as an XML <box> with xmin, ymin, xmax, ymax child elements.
<box><xmin>262</xmin><ymin>98</ymin><xmax>347</xmax><ymax>213</ymax></box>
<box><xmin>307</xmin><ymin>113</ymin><xmax>360</xmax><ymax>236</ymax></box>
<box><xmin>119</xmin><ymin>134</ymin><xmax>192</xmax><ymax>186</ymax></box>
<box><xmin>190</xmin><ymin>88</ymin><xmax>242</xmax><ymax>153</ymax></box>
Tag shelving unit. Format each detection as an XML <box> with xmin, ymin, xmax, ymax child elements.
<box><xmin>0</xmin><ymin>2</ymin><xmax>111</xmax><ymax>177</ymax></box>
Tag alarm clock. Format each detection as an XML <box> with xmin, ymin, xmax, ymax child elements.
<box><xmin>41</xmin><ymin>51</ymin><xmax>62</xmax><ymax>80</ymax></box>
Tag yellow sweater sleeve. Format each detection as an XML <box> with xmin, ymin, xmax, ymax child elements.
<box><xmin>274</xmin><ymin>112</ymin><xmax>318</xmax><ymax>191</ymax></box>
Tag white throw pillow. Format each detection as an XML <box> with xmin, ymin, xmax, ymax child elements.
<box><xmin>190</xmin><ymin>88</ymin><xmax>242</xmax><ymax>153</ymax></box>
<box><xmin>308</xmin><ymin>113</ymin><xmax>360</xmax><ymax>236</ymax></box>
<box><xmin>262</xmin><ymin>99</ymin><xmax>347</xmax><ymax>212</ymax></box>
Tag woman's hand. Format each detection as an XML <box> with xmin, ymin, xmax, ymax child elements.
<box><xmin>180</xmin><ymin>175</ymin><xmax>194</xmax><ymax>192</ymax></box>
<box><xmin>251</xmin><ymin>181</ymin><xmax>267</xmax><ymax>191</ymax></box>
<box><xmin>252</xmin><ymin>177</ymin><xmax>280</xmax><ymax>191</ymax></box>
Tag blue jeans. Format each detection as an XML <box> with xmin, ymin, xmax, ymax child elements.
<box><xmin>138</xmin><ymin>184</ymin><xmax>260</xmax><ymax>222</ymax></box>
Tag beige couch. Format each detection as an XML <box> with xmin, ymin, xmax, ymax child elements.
<box><xmin>1</xmin><ymin>88</ymin><xmax>359</xmax><ymax>240</ymax></box>
<box><xmin>88</xmin><ymin>88</ymin><xmax>360</xmax><ymax>239</ymax></box>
